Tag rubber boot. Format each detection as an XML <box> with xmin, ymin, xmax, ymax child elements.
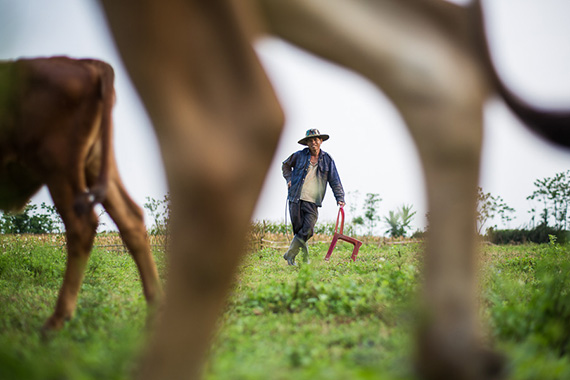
<box><xmin>299</xmin><ymin>239</ymin><xmax>310</xmax><ymax>264</ymax></box>
<box><xmin>283</xmin><ymin>236</ymin><xmax>303</xmax><ymax>266</ymax></box>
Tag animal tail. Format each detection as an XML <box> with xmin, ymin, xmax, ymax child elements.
<box><xmin>91</xmin><ymin>60</ymin><xmax>115</xmax><ymax>205</ymax></box>
<box><xmin>470</xmin><ymin>0</ymin><xmax>570</xmax><ymax>147</ymax></box>
<box><xmin>74</xmin><ymin>59</ymin><xmax>115</xmax><ymax>214</ymax></box>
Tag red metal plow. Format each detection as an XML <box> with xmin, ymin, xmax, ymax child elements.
<box><xmin>324</xmin><ymin>207</ymin><xmax>363</xmax><ymax>262</ymax></box>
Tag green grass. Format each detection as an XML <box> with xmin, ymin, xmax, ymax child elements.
<box><xmin>1</xmin><ymin>235</ymin><xmax>570</xmax><ymax>379</ymax></box>
<box><xmin>205</xmin><ymin>242</ymin><xmax>419</xmax><ymax>380</ymax></box>
<box><xmin>0</xmin><ymin>235</ymin><xmax>155</xmax><ymax>380</ymax></box>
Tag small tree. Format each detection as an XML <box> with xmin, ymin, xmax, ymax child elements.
<box><xmin>344</xmin><ymin>191</ymin><xmax>383</xmax><ymax>236</ymax></box>
<box><xmin>345</xmin><ymin>190</ymin><xmax>366</xmax><ymax>235</ymax></box>
<box><xmin>362</xmin><ymin>193</ymin><xmax>382</xmax><ymax>236</ymax></box>
<box><xmin>527</xmin><ymin>170</ymin><xmax>570</xmax><ymax>230</ymax></box>
<box><xmin>144</xmin><ymin>194</ymin><xmax>171</xmax><ymax>235</ymax></box>
<box><xmin>384</xmin><ymin>204</ymin><xmax>416</xmax><ymax>238</ymax></box>
<box><xmin>351</xmin><ymin>215</ymin><xmax>365</xmax><ymax>235</ymax></box>
<box><xmin>0</xmin><ymin>202</ymin><xmax>62</xmax><ymax>234</ymax></box>
<box><xmin>476</xmin><ymin>187</ymin><xmax>515</xmax><ymax>234</ymax></box>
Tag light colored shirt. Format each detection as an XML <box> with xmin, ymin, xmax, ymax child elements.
<box><xmin>300</xmin><ymin>162</ymin><xmax>325</xmax><ymax>203</ymax></box>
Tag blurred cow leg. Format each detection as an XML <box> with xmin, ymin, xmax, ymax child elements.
<box><xmin>100</xmin><ymin>0</ymin><xmax>284</xmax><ymax>378</ymax></box>
<box><xmin>257</xmin><ymin>0</ymin><xmax>501</xmax><ymax>378</ymax></box>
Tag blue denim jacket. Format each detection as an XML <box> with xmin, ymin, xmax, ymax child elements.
<box><xmin>282</xmin><ymin>148</ymin><xmax>345</xmax><ymax>207</ymax></box>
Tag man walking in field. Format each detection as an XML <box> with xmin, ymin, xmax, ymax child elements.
<box><xmin>282</xmin><ymin>129</ymin><xmax>345</xmax><ymax>265</ymax></box>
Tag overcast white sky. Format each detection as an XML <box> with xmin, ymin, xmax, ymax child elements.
<box><xmin>1</xmin><ymin>0</ymin><xmax>569</xmax><ymax>234</ymax></box>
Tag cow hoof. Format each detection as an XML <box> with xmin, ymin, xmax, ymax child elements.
<box><xmin>479</xmin><ymin>347</ymin><xmax>507</xmax><ymax>380</ymax></box>
<box><xmin>40</xmin><ymin>318</ymin><xmax>63</xmax><ymax>341</ymax></box>
<box><xmin>145</xmin><ymin>302</ymin><xmax>164</xmax><ymax>331</ymax></box>
<box><xmin>41</xmin><ymin>314</ymin><xmax>67</xmax><ymax>334</ymax></box>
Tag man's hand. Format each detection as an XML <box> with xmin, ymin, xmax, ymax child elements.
<box><xmin>288</xmin><ymin>181</ymin><xmax>291</xmax><ymax>188</ymax></box>
<box><xmin>338</xmin><ymin>201</ymin><xmax>345</xmax><ymax>207</ymax></box>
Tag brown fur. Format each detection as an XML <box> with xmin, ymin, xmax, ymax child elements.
<box><xmin>0</xmin><ymin>56</ymin><xmax>161</xmax><ymax>331</ymax></box>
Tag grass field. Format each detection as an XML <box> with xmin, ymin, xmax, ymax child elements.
<box><xmin>1</xmin><ymin>234</ymin><xmax>570</xmax><ymax>379</ymax></box>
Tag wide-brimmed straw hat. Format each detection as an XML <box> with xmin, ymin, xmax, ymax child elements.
<box><xmin>298</xmin><ymin>129</ymin><xmax>330</xmax><ymax>145</ymax></box>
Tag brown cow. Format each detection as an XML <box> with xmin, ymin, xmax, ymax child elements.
<box><xmin>98</xmin><ymin>0</ymin><xmax>570</xmax><ymax>379</ymax></box>
<box><xmin>0</xmin><ymin>56</ymin><xmax>161</xmax><ymax>331</ymax></box>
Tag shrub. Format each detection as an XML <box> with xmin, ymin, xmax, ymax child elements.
<box><xmin>486</xmin><ymin>225</ymin><xmax>569</xmax><ymax>245</ymax></box>
<box><xmin>143</xmin><ymin>194</ymin><xmax>170</xmax><ymax>236</ymax></box>
<box><xmin>0</xmin><ymin>202</ymin><xmax>62</xmax><ymax>234</ymax></box>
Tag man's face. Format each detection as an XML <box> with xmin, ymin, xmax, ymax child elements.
<box><xmin>307</xmin><ymin>137</ymin><xmax>322</xmax><ymax>155</ymax></box>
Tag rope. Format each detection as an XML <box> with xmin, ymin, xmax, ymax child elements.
<box><xmin>284</xmin><ymin>197</ymin><xmax>292</xmax><ymax>244</ymax></box>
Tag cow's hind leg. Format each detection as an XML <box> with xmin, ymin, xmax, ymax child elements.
<box><xmin>43</xmin><ymin>180</ymin><xmax>99</xmax><ymax>331</ymax></box>
<box><xmin>101</xmin><ymin>167</ymin><xmax>162</xmax><ymax>305</ymax></box>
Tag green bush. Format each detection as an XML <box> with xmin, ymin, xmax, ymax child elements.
<box><xmin>0</xmin><ymin>202</ymin><xmax>62</xmax><ymax>234</ymax></box>
<box><xmin>486</xmin><ymin>225</ymin><xmax>569</xmax><ymax>245</ymax></box>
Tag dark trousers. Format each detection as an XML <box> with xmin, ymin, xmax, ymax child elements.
<box><xmin>289</xmin><ymin>200</ymin><xmax>319</xmax><ymax>242</ymax></box>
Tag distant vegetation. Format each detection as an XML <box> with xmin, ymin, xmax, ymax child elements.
<box><xmin>2</xmin><ymin>170</ymin><xmax>570</xmax><ymax>245</ymax></box>
<box><xmin>0</xmin><ymin>202</ymin><xmax>61</xmax><ymax>234</ymax></box>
